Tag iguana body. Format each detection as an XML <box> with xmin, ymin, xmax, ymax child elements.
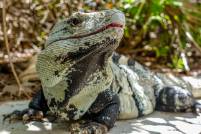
<box><xmin>4</xmin><ymin>9</ymin><xmax>201</xmax><ymax>134</ymax></box>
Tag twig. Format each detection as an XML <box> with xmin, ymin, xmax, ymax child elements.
<box><xmin>184</xmin><ymin>23</ymin><xmax>201</xmax><ymax>53</ymax></box>
<box><xmin>180</xmin><ymin>6</ymin><xmax>201</xmax><ymax>54</ymax></box>
<box><xmin>2</xmin><ymin>0</ymin><xmax>30</xmax><ymax>98</ymax></box>
<box><xmin>133</xmin><ymin>0</ymin><xmax>145</xmax><ymax>21</ymax></box>
<box><xmin>66</xmin><ymin>1</ymin><xmax>72</xmax><ymax>16</ymax></box>
<box><xmin>176</xmin><ymin>28</ymin><xmax>190</xmax><ymax>72</ymax></box>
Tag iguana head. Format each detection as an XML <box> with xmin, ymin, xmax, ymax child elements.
<box><xmin>46</xmin><ymin>9</ymin><xmax>125</xmax><ymax>49</ymax></box>
<box><xmin>37</xmin><ymin>9</ymin><xmax>125</xmax><ymax>115</ymax></box>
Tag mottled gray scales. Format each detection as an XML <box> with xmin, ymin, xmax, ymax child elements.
<box><xmin>37</xmin><ymin>8</ymin><xmax>201</xmax><ymax>129</ymax></box>
<box><xmin>4</xmin><ymin>9</ymin><xmax>201</xmax><ymax>134</ymax></box>
<box><xmin>36</xmin><ymin>9</ymin><xmax>124</xmax><ymax>121</ymax></box>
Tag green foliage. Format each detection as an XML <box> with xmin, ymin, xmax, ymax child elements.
<box><xmin>85</xmin><ymin>0</ymin><xmax>201</xmax><ymax>70</ymax></box>
<box><xmin>2</xmin><ymin>0</ymin><xmax>201</xmax><ymax>71</ymax></box>
<box><xmin>171</xmin><ymin>55</ymin><xmax>185</xmax><ymax>70</ymax></box>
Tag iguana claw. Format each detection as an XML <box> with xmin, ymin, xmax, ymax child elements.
<box><xmin>70</xmin><ymin>121</ymin><xmax>108</xmax><ymax>134</ymax></box>
<box><xmin>3</xmin><ymin>108</ymin><xmax>44</xmax><ymax>123</ymax></box>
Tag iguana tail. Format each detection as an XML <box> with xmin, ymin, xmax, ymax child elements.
<box><xmin>181</xmin><ymin>75</ymin><xmax>201</xmax><ymax>98</ymax></box>
<box><xmin>112</xmin><ymin>53</ymin><xmax>201</xmax><ymax>117</ymax></box>
<box><xmin>157</xmin><ymin>72</ymin><xmax>201</xmax><ymax>98</ymax></box>
<box><xmin>112</xmin><ymin>52</ymin><xmax>201</xmax><ymax>98</ymax></box>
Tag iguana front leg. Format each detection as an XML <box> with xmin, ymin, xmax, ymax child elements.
<box><xmin>70</xmin><ymin>89</ymin><xmax>120</xmax><ymax>134</ymax></box>
<box><xmin>3</xmin><ymin>89</ymin><xmax>50</xmax><ymax>123</ymax></box>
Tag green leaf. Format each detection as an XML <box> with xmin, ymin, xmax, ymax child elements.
<box><xmin>172</xmin><ymin>55</ymin><xmax>184</xmax><ymax>69</ymax></box>
<box><xmin>150</xmin><ymin>0</ymin><xmax>164</xmax><ymax>15</ymax></box>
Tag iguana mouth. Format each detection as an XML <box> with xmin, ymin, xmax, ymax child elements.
<box><xmin>49</xmin><ymin>22</ymin><xmax>123</xmax><ymax>45</ymax></box>
<box><xmin>69</xmin><ymin>22</ymin><xmax>123</xmax><ymax>39</ymax></box>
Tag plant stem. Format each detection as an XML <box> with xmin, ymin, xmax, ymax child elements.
<box><xmin>2</xmin><ymin>0</ymin><xmax>29</xmax><ymax>98</ymax></box>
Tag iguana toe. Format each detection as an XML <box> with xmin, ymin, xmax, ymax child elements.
<box><xmin>70</xmin><ymin>121</ymin><xmax>108</xmax><ymax>134</ymax></box>
<box><xmin>3</xmin><ymin>108</ymin><xmax>44</xmax><ymax>123</ymax></box>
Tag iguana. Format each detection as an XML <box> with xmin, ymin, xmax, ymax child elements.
<box><xmin>4</xmin><ymin>9</ymin><xmax>201</xmax><ymax>134</ymax></box>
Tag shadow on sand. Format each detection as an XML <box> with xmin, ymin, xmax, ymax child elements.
<box><xmin>0</xmin><ymin>101</ymin><xmax>201</xmax><ymax>134</ymax></box>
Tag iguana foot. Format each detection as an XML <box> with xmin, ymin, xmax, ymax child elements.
<box><xmin>72</xmin><ymin>89</ymin><xmax>120</xmax><ymax>134</ymax></box>
<box><xmin>3</xmin><ymin>108</ymin><xmax>44</xmax><ymax>123</ymax></box>
<box><xmin>193</xmin><ymin>101</ymin><xmax>201</xmax><ymax>115</ymax></box>
<box><xmin>70</xmin><ymin>121</ymin><xmax>108</xmax><ymax>134</ymax></box>
<box><xmin>3</xmin><ymin>89</ymin><xmax>49</xmax><ymax>123</ymax></box>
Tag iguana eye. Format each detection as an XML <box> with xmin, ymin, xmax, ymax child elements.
<box><xmin>68</xmin><ymin>18</ymin><xmax>81</xmax><ymax>26</ymax></box>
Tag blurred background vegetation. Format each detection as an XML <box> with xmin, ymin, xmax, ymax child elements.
<box><xmin>0</xmin><ymin>0</ymin><xmax>201</xmax><ymax>100</ymax></box>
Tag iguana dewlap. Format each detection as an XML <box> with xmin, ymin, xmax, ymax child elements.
<box><xmin>4</xmin><ymin>9</ymin><xmax>201</xmax><ymax>134</ymax></box>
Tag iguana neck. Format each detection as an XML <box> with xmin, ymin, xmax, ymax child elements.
<box><xmin>36</xmin><ymin>9</ymin><xmax>125</xmax><ymax>112</ymax></box>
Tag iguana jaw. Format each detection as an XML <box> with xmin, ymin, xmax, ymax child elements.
<box><xmin>66</xmin><ymin>22</ymin><xmax>123</xmax><ymax>39</ymax></box>
<box><xmin>49</xmin><ymin>22</ymin><xmax>123</xmax><ymax>45</ymax></box>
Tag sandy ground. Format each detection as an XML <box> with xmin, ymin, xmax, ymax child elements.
<box><xmin>0</xmin><ymin>101</ymin><xmax>201</xmax><ymax>134</ymax></box>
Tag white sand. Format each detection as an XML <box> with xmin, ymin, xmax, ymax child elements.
<box><xmin>0</xmin><ymin>101</ymin><xmax>201</xmax><ymax>134</ymax></box>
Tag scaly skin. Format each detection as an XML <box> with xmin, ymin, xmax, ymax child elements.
<box><xmin>36</xmin><ymin>9</ymin><xmax>125</xmax><ymax>121</ymax></box>
<box><xmin>3</xmin><ymin>9</ymin><xmax>201</xmax><ymax>134</ymax></box>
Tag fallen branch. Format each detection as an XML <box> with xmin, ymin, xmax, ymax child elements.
<box><xmin>2</xmin><ymin>0</ymin><xmax>30</xmax><ymax>98</ymax></box>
